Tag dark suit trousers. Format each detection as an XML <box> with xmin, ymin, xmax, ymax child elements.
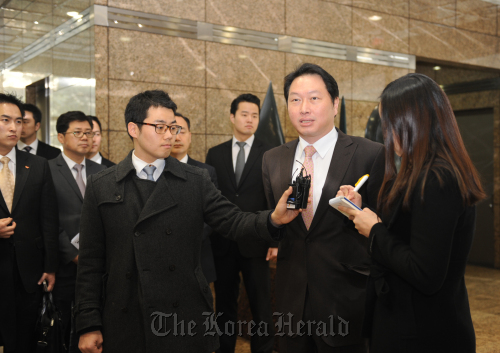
<box><xmin>214</xmin><ymin>242</ymin><xmax>274</xmax><ymax>353</ymax></box>
<box><xmin>279</xmin><ymin>290</ymin><xmax>368</xmax><ymax>353</ymax></box>
<box><xmin>52</xmin><ymin>275</ymin><xmax>78</xmax><ymax>352</ymax></box>
<box><xmin>1</xmin><ymin>250</ymin><xmax>42</xmax><ymax>353</ymax></box>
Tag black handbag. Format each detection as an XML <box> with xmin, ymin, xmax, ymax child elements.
<box><xmin>35</xmin><ymin>283</ymin><xmax>68</xmax><ymax>353</ymax></box>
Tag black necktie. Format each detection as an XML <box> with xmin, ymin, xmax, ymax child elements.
<box><xmin>23</xmin><ymin>146</ymin><xmax>32</xmax><ymax>153</ymax></box>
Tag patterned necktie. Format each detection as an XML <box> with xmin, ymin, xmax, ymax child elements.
<box><xmin>301</xmin><ymin>145</ymin><xmax>316</xmax><ymax>230</ymax></box>
<box><xmin>23</xmin><ymin>146</ymin><xmax>32</xmax><ymax>154</ymax></box>
<box><xmin>234</xmin><ymin>141</ymin><xmax>246</xmax><ymax>185</ymax></box>
<box><xmin>73</xmin><ymin>164</ymin><xmax>86</xmax><ymax>197</ymax></box>
<box><xmin>0</xmin><ymin>157</ymin><xmax>15</xmax><ymax>212</ymax></box>
<box><xmin>143</xmin><ymin>165</ymin><xmax>156</xmax><ymax>181</ymax></box>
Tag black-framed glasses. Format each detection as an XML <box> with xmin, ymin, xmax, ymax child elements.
<box><xmin>64</xmin><ymin>131</ymin><xmax>95</xmax><ymax>138</ymax></box>
<box><xmin>136</xmin><ymin>122</ymin><xmax>182</xmax><ymax>135</ymax></box>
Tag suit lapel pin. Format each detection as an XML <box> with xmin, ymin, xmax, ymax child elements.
<box><xmin>25</xmin><ymin>166</ymin><xmax>29</xmax><ymax>169</ymax></box>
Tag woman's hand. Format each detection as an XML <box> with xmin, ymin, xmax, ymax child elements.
<box><xmin>338</xmin><ymin>206</ymin><xmax>380</xmax><ymax>238</ymax></box>
<box><xmin>336</xmin><ymin>185</ymin><xmax>362</xmax><ymax>208</ymax></box>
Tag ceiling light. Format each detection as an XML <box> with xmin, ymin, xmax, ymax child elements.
<box><xmin>114</xmin><ymin>20</ymin><xmax>118</xmax><ymax>24</ymax></box>
<box><xmin>138</xmin><ymin>24</ymin><xmax>143</xmax><ymax>28</ymax></box>
<box><xmin>369</xmin><ymin>15</ymin><xmax>382</xmax><ymax>21</ymax></box>
<box><xmin>34</xmin><ymin>21</ymin><xmax>38</xmax><ymax>24</ymax></box>
<box><xmin>433</xmin><ymin>66</ymin><xmax>441</xmax><ymax>71</ymax></box>
<box><xmin>67</xmin><ymin>11</ymin><xmax>82</xmax><ymax>19</ymax></box>
<box><xmin>357</xmin><ymin>56</ymin><xmax>373</xmax><ymax>61</ymax></box>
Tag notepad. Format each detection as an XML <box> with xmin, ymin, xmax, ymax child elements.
<box><xmin>329</xmin><ymin>196</ymin><xmax>362</xmax><ymax>217</ymax></box>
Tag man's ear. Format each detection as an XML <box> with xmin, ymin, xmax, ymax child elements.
<box><xmin>230</xmin><ymin>114</ymin><xmax>235</xmax><ymax>125</ymax></box>
<box><xmin>128</xmin><ymin>122</ymin><xmax>139</xmax><ymax>138</ymax></box>
<box><xmin>57</xmin><ymin>133</ymin><xmax>65</xmax><ymax>145</ymax></box>
<box><xmin>34</xmin><ymin>122</ymin><xmax>41</xmax><ymax>132</ymax></box>
<box><xmin>333</xmin><ymin>97</ymin><xmax>340</xmax><ymax>116</ymax></box>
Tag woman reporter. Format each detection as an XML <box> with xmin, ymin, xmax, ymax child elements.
<box><xmin>338</xmin><ymin>73</ymin><xmax>484</xmax><ymax>353</ymax></box>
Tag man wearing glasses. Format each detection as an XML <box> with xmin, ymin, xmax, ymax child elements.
<box><xmin>48</xmin><ymin>111</ymin><xmax>106</xmax><ymax>350</ymax></box>
<box><xmin>75</xmin><ymin>90</ymin><xmax>299</xmax><ymax>353</ymax></box>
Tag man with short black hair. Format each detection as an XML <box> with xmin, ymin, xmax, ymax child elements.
<box><xmin>18</xmin><ymin>103</ymin><xmax>61</xmax><ymax>160</ymax></box>
<box><xmin>74</xmin><ymin>89</ymin><xmax>297</xmax><ymax>353</ymax></box>
<box><xmin>49</xmin><ymin>111</ymin><xmax>106</xmax><ymax>350</ymax></box>
<box><xmin>206</xmin><ymin>93</ymin><xmax>275</xmax><ymax>353</ymax></box>
<box><xmin>0</xmin><ymin>93</ymin><xmax>59</xmax><ymax>352</ymax></box>
<box><xmin>262</xmin><ymin>63</ymin><xmax>385</xmax><ymax>353</ymax></box>
<box><xmin>85</xmin><ymin>116</ymin><xmax>115</xmax><ymax>168</ymax></box>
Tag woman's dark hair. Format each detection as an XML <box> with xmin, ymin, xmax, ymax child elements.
<box><xmin>378</xmin><ymin>73</ymin><xmax>485</xmax><ymax>213</ymax></box>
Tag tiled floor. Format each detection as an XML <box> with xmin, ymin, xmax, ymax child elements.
<box><xmin>1</xmin><ymin>265</ymin><xmax>498</xmax><ymax>353</ymax></box>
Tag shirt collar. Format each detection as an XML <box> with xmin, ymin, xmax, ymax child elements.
<box><xmin>17</xmin><ymin>138</ymin><xmax>38</xmax><ymax>151</ymax></box>
<box><xmin>0</xmin><ymin>147</ymin><xmax>17</xmax><ymax>165</ymax></box>
<box><xmin>298</xmin><ymin>127</ymin><xmax>338</xmax><ymax>159</ymax></box>
<box><xmin>131</xmin><ymin>150</ymin><xmax>165</xmax><ymax>174</ymax></box>
<box><xmin>232</xmin><ymin>134</ymin><xmax>255</xmax><ymax>148</ymax></box>
<box><xmin>62</xmin><ymin>151</ymin><xmax>86</xmax><ymax>170</ymax></box>
<box><xmin>89</xmin><ymin>152</ymin><xmax>102</xmax><ymax>164</ymax></box>
<box><xmin>179</xmin><ymin>154</ymin><xmax>189</xmax><ymax>164</ymax></box>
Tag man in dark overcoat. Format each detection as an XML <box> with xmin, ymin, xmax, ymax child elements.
<box><xmin>75</xmin><ymin>90</ymin><xmax>298</xmax><ymax>353</ymax></box>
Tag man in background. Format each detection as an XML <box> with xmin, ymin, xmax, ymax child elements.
<box><xmin>49</xmin><ymin>111</ymin><xmax>106</xmax><ymax>350</ymax></box>
<box><xmin>206</xmin><ymin>93</ymin><xmax>275</xmax><ymax>353</ymax></box>
<box><xmin>0</xmin><ymin>94</ymin><xmax>59</xmax><ymax>352</ymax></box>
<box><xmin>18</xmin><ymin>103</ymin><xmax>61</xmax><ymax>159</ymax></box>
<box><xmin>85</xmin><ymin>115</ymin><xmax>115</xmax><ymax>168</ymax></box>
<box><xmin>170</xmin><ymin>112</ymin><xmax>217</xmax><ymax>285</ymax></box>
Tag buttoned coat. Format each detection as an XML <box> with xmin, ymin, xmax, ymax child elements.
<box><xmin>262</xmin><ymin>130</ymin><xmax>385</xmax><ymax>347</ymax></box>
<box><xmin>74</xmin><ymin>153</ymin><xmax>278</xmax><ymax>353</ymax></box>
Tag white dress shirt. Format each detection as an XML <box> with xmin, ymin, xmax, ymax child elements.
<box><xmin>232</xmin><ymin>134</ymin><xmax>255</xmax><ymax>171</ymax></box>
<box><xmin>131</xmin><ymin>150</ymin><xmax>165</xmax><ymax>181</ymax></box>
<box><xmin>61</xmin><ymin>152</ymin><xmax>87</xmax><ymax>185</ymax></box>
<box><xmin>179</xmin><ymin>154</ymin><xmax>189</xmax><ymax>164</ymax></box>
<box><xmin>17</xmin><ymin>139</ymin><xmax>39</xmax><ymax>155</ymax></box>
<box><xmin>89</xmin><ymin>152</ymin><xmax>102</xmax><ymax>165</ymax></box>
<box><xmin>291</xmin><ymin>127</ymin><xmax>338</xmax><ymax>215</ymax></box>
<box><xmin>0</xmin><ymin>147</ymin><xmax>17</xmax><ymax>177</ymax></box>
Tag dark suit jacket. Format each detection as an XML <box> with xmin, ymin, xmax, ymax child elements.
<box><xmin>206</xmin><ymin>137</ymin><xmax>276</xmax><ymax>258</ymax></box>
<box><xmin>37</xmin><ymin>140</ymin><xmax>61</xmax><ymax>160</ymax></box>
<box><xmin>262</xmin><ymin>130</ymin><xmax>385</xmax><ymax>347</ymax></box>
<box><xmin>74</xmin><ymin>153</ymin><xmax>280</xmax><ymax>353</ymax></box>
<box><xmin>364</xmin><ymin>170</ymin><xmax>476</xmax><ymax>353</ymax></box>
<box><xmin>101</xmin><ymin>156</ymin><xmax>115</xmax><ymax>168</ymax></box>
<box><xmin>0</xmin><ymin>150</ymin><xmax>59</xmax><ymax>349</ymax></box>
<box><xmin>187</xmin><ymin>156</ymin><xmax>218</xmax><ymax>283</ymax></box>
<box><xmin>49</xmin><ymin>154</ymin><xmax>106</xmax><ymax>278</ymax></box>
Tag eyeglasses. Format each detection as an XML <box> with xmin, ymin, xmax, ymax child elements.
<box><xmin>64</xmin><ymin>131</ymin><xmax>95</xmax><ymax>138</ymax></box>
<box><xmin>136</xmin><ymin>122</ymin><xmax>182</xmax><ymax>135</ymax></box>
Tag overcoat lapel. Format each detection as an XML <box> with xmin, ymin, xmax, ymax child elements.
<box><xmin>10</xmin><ymin>150</ymin><xmax>29</xmax><ymax>213</ymax></box>
<box><xmin>55</xmin><ymin>154</ymin><xmax>84</xmax><ymax>201</ymax></box>
<box><xmin>134</xmin><ymin>158</ymin><xmax>184</xmax><ymax>227</ymax></box>
<box><xmin>308</xmin><ymin>131</ymin><xmax>356</xmax><ymax>234</ymax></box>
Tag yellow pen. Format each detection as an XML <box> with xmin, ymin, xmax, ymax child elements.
<box><xmin>353</xmin><ymin>174</ymin><xmax>369</xmax><ymax>192</ymax></box>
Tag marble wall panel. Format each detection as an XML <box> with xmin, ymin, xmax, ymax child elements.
<box><xmin>323</xmin><ymin>0</ymin><xmax>352</xmax><ymax>5</ymax></box>
<box><xmin>456</xmin><ymin>0</ymin><xmax>497</xmax><ymax>36</ymax></box>
<box><xmin>108</xmin><ymin>29</ymin><xmax>206</xmax><ymax>87</ymax></box>
<box><xmin>109</xmin><ymin>130</ymin><xmax>133</xmax><ymax>163</ymax></box>
<box><xmin>285</xmin><ymin>54</ymin><xmax>353</xmax><ymax>100</ymax></box>
<box><xmin>352</xmin><ymin>0</ymin><xmax>409</xmax><ymax>17</ymax></box>
<box><xmin>285</xmin><ymin>0</ymin><xmax>352</xmax><ymax>45</ymax></box>
<box><xmin>409</xmin><ymin>0</ymin><xmax>456</xmax><ymax>26</ymax></box>
<box><xmin>353</xmin><ymin>8</ymin><xmax>409</xmax><ymax>53</ymax></box>
<box><xmin>188</xmin><ymin>133</ymin><xmax>206</xmax><ymax>162</ymax></box>
<box><xmin>455</xmin><ymin>30</ymin><xmax>500</xmax><ymax>70</ymax></box>
<box><xmin>94</xmin><ymin>0</ymin><xmax>107</xmax><ymax>5</ymax></box>
<box><xmin>206</xmin><ymin>43</ymin><xmax>285</xmax><ymax>93</ymax></box>
<box><xmin>95</xmin><ymin>25</ymin><xmax>109</xmax><ymax>131</ymax></box>
<box><xmin>206</xmin><ymin>134</ymin><xmax>232</xmax><ymax>150</ymax></box>
<box><xmin>108</xmin><ymin>79</ymin><xmax>206</xmax><ymax>133</ymax></box>
<box><xmin>431</xmin><ymin>66</ymin><xmax>500</xmax><ymax>86</ymax></box>
<box><xmin>448</xmin><ymin>91</ymin><xmax>499</xmax><ymax>111</ymax></box>
<box><xmin>206</xmin><ymin>0</ymin><xmax>285</xmax><ymax>34</ymax></box>
<box><xmin>100</xmin><ymin>130</ymin><xmax>110</xmax><ymax>159</ymax></box>
<box><xmin>108</xmin><ymin>0</ymin><xmax>205</xmax><ymax>22</ymax></box>
<box><xmin>352</xmin><ymin>62</ymin><xmax>408</xmax><ymax>102</ymax></box>
<box><xmin>351</xmin><ymin>100</ymin><xmax>377</xmax><ymax>137</ymax></box>
<box><xmin>409</xmin><ymin>19</ymin><xmax>457</xmax><ymax>62</ymax></box>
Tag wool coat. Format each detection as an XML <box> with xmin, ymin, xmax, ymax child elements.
<box><xmin>74</xmin><ymin>153</ymin><xmax>280</xmax><ymax>353</ymax></box>
<box><xmin>364</xmin><ymin>170</ymin><xmax>476</xmax><ymax>353</ymax></box>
